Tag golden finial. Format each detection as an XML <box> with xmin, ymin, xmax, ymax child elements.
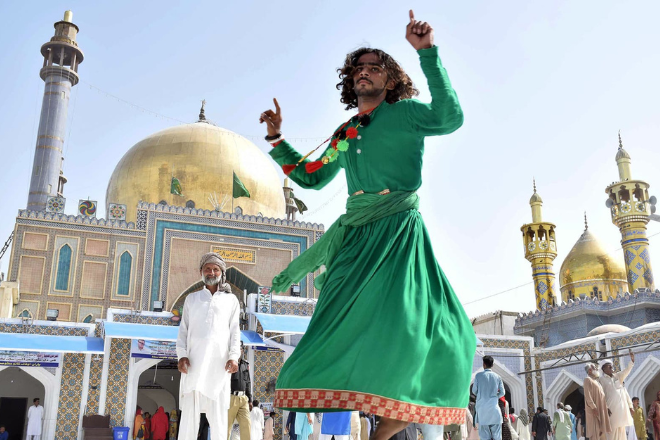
<box><xmin>533</xmin><ymin>178</ymin><xmax>537</xmax><ymax>193</ymax></box>
<box><xmin>584</xmin><ymin>211</ymin><xmax>588</xmax><ymax>230</ymax></box>
<box><xmin>618</xmin><ymin>130</ymin><xmax>623</xmax><ymax>150</ymax></box>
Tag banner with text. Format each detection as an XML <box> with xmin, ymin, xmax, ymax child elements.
<box><xmin>0</xmin><ymin>351</ymin><xmax>61</xmax><ymax>367</ymax></box>
<box><xmin>130</xmin><ymin>339</ymin><xmax>177</xmax><ymax>360</ymax></box>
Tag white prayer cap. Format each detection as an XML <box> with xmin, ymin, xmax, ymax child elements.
<box><xmin>599</xmin><ymin>359</ymin><xmax>613</xmax><ymax>369</ymax></box>
<box><xmin>565</xmin><ymin>405</ymin><xmax>572</xmax><ymax>411</ymax></box>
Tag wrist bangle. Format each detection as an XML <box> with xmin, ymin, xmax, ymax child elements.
<box><xmin>265</xmin><ymin>133</ymin><xmax>282</xmax><ymax>141</ymax></box>
<box><xmin>267</xmin><ymin>134</ymin><xmax>284</xmax><ymax>144</ymax></box>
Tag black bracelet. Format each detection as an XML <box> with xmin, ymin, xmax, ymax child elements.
<box><xmin>265</xmin><ymin>133</ymin><xmax>282</xmax><ymax>141</ymax></box>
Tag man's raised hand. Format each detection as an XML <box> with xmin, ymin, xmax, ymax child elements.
<box><xmin>260</xmin><ymin>98</ymin><xmax>282</xmax><ymax>137</ymax></box>
<box><xmin>406</xmin><ymin>10</ymin><xmax>434</xmax><ymax>51</ymax></box>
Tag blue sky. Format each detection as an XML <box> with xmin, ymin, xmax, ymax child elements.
<box><xmin>1</xmin><ymin>1</ymin><xmax>659</xmax><ymax>317</ymax></box>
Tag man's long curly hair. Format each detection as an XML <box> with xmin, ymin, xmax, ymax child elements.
<box><xmin>336</xmin><ymin>47</ymin><xmax>419</xmax><ymax>110</ymax></box>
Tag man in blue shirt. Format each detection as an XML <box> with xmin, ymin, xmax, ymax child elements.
<box><xmin>472</xmin><ymin>356</ymin><xmax>505</xmax><ymax>440</ymax></box>
<box><xmin>0</xmin><ymin>425</ymin><xmax>8</xmax><ymax>440</ymax></box>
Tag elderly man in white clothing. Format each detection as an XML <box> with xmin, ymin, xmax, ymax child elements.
<box><xmin>26</xmin><ymin>397</ymin><xmax>43</xmax><ymax>440</ymax></box>
<box><xmin>177</xmin><ymin>252</ymin><xmax>241</xmax><ymax>440</ymax></box>
<box><xmin>599</xmin><ymin>350</ymin><xmax>635</xmax><ymax>440</ymax></box>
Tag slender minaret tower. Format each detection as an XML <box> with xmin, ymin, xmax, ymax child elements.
<box><xmin>27</xmin><ymin>11</ymin><xmax>83</xmax><ymax>211</ymax></box>
<box><xmin>283</xmin><ymin>178</ymin><xmax>298</xmax><ymax>221</ymax></box>
<box><xmin>521</xmin><ymin>181</ymin><xmax>559</xmax><ymax>310</ymax></box>
<box><xmin>605</xmin><ymin>133</ymin><xmax>655</xmax><ymax>291</ymax></box>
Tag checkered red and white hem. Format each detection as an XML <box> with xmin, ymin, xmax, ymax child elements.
<box><xmin>275</xmin><ymin>389</ymin><xmax>467</xmax><ymax>425</ymax></box>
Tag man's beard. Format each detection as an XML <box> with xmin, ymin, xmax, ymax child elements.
<box><xmin>589</xmin><ymin>370</ymin><xmax>601</xmax><ymax>378</ymax></box>
<box><xmin>354</xmin><ymin>81</ymin><xmax>386</xmax><ymax>98</ymax></box>
<box><xmin>203</xmin><ymin>275</ymin><xmax>222</xmax><ymax>286</ymax></box>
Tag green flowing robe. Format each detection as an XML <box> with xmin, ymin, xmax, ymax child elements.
<box><xmin>269</xmin><ymin>46</ymin><xmax>476</xmax><ymax>425</ymax></box>
<box><xmin>554</xmin><ymin>411</ymin><xmax>573</xmax><ymax>440</ymax></box>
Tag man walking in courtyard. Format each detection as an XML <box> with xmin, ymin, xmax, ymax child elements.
<box><xmin>177</xmin><ymin>252</ymin><xmax>241</xmax><ymax>440</ymax></box>
<box><xmin>584</xmin><ymin>363</ymin><xmax>611</xmax><ymax>440</ymax></box>
<box><xmin>472</xmin><ymin>356</ymin><xmax>505</xmax><ymax>440</ymax></box>
<box><xmin>599</xmin><ymin>352</ymin><xmax>635</xmax><ymax>440</ymax></box>
<box><xmin>532</xmin><ymin>407</ymin><xmax>552</xmax><ymax>440</ymax></box>
<box><xmin>553</xmin><ymin>403</ymin><xmax>572</xmax><ymax>440</ymax></box>
<box><xmin>26</xmin><ymin>398</ymin><xmax>43</xmax><ymax>440</ymax></box>
<box><xmin>260</xmin><ymin>9</ymin><xmax>475</xmax><ymax>440</ymax></box>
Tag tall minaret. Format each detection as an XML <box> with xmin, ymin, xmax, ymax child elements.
<box><xmin>521</xmin><ymin>181</ymin><xmax>559</xmax><ymax>310</ymax></box>
<box><xmin>27</xmin><ymin>11</ymin><xmax>83</xmax><ymax>211</ymax></box>
<box><xmin>283</xmin><ymin>178</ymin><xmax>298</xmax><ymax>221</ymax></box>
<box><xmin>605</xmin><ymin>133</ymin><xmax>655</xmax><ymax>291</ymax></box>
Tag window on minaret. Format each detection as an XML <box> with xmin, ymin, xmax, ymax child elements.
<box><xmin>18</xmin><ymin>309</ymin><xmax>32</xmax><ymax>319</ymax></box>
<box><xmin>55</xmin><ymin>244</ymin><xmax>72</xmax><ymax>291</ymax></box>
<box><xmin>117</xmin><ymin>251</ymin><xmax>132</xmax><ymax>296</ymax></box>
<box><xmin>82</xmin><ymin>314</ymin><xmax>94</xmax><ymax>323</ymax></box>
<box><xmin>568</xmin><ymin>290</ymin><xmax>574</xmax><ymax>300</ymax></box>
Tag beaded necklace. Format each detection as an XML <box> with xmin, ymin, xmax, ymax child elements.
<box><xmin>281</xmin><ymin>105</ymin><xmax>378</xmax><ymax>175</ymax></box>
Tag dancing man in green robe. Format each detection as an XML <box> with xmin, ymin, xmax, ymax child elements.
<box><xmin>259</xmin><ymin>10</ymin><xmax>476</xmax><ymax>440</ymax></box>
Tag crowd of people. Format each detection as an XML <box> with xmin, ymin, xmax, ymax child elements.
<box><xmin>133</xmin><ymin>407</ymin><xmax>179</xmax><ymax>439</ymax></box>
<box><xmin>470</xmin><ymin>353</ymin><xmax>660</xmax><ymax>440</ymax></box>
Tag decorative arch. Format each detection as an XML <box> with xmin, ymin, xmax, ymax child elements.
<box><xmin>18</xmin><ymin>309</ymin><xmax>32</xmax><ymax>318</ymax></box>
<box><xmin>55</xmin><ymin>244</ymin><xmax>73</xmax><ymax>291</ymax></box>
<box><xmin>472</xmin><ymin>361</ymin><xmax>527</xmax><ymax>413</ymax></box>
<box><xmin>545</xmin><ymin>369</ymin><xmax>583</xmax><ymax>411</ymax></box>
<box><xmin>124</xmin><ymin>358</ymin><xmax>161</xmax><ymax>428</ymax></box>
<box><xmin>625</xmin><ymin>355</ymin><xmax>660</xmax><ymax>410</ymax></box>
<box><xmin>82</xmin><ymin>314</ymin><xmax>94</xmax><ymax>323</ymax></box>
<box><xmin>0</xmin><ymin>365</ymin><xmax>60</xmax><ymax>440</ymax></box>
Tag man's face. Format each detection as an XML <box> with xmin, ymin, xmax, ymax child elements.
<box><xmin>34</xmin><ymin>400</ymin><xmax>39</xmax><ymax>406</ymax></box>
<box><xmin>352</xmin><ymin>53</ymin><xmax>392</xmax><ymax>99</ymax></box>
<box><xmin>0</xmin><ymin>427</ymin><xmax>5</xmax><ymax>433</ymax></box>
<box><xmin>138</xmin><ymin>340</ymin><xmax>145</xmax><ymax>350</ymax></box>
<box><xmin>603</xmin><ymin>363</ymin><xmax>613</xmax><ymax>376</ymax></box>
<box><xmin>633</xmin><ymin>399</ymin><xmax>639</xmax><ymax>409</ymax></box>
<box><xmin>201</xmin><ymin>263</ymin><xmax>223</xmax><ymax>286</ymax></box>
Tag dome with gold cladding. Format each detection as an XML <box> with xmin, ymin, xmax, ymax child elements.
<box><xmin>559</xmin><ymin>228</ymin><xmax>628</xmax><ymax>301</ymax></box>
<box><xmin>106</xmin><ymin>121</ymin><xmax>285</xmax><ymax>222</ymax></box>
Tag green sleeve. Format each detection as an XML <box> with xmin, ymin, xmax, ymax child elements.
<box><xmin>404</xmin><ymin>45</ymin><xmax>464</xmax><ymax>136</ymax></box>
<box><xmin>269</xmin><ymin>139</ymin><xmax>341</xmax><ymax>190</ymax></box>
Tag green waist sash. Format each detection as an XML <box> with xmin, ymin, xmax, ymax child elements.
<box><xmin>271</xmin><ymin>190</ymin><xmax>420</xmax><ymax>293</ymax></box>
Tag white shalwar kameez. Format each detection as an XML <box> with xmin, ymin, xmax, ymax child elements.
<box><xmin>177</xmin><ymin>287</ymin><xmax>241</xmax><ymax>440</ymax></box>
<box><xmin>26</xmin><ymin>404</ymin><xmax>44</xmax><ymax>439</ymax></box>
<box><xmin>599</xmin><ymin>361</ymin><xmax>634</xmax><ymax>440</ymax></box>
<box><xmin>250</xmin><ymin>407</ymin><xmax>265</xmax><ymax>440</ymax></box>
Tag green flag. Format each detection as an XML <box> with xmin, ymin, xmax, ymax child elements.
<box><xmin>233</xmin><ymin>172</ymin><xmax>250</xmax><ymax>199</ymax></box>
<box><xmin>293</xmin><ymin>197</ymin><xmax>308</xmax><ymax>214</ymax></box>
<box><xmin>171</xmin><ymin>177</ymin><xmax>183</xmax><ymax>196</ymax></box>
<box><xmin>290</xmin><ymin>191</ymin><xmax>308</xmax><ymax>214</ymax></box>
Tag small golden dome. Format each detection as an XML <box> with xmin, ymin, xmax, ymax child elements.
<box><xmin>106</xmin><ymin>121</ymin><xmax>285</xmax><ymax>222</ymax></box>
<box><xmin>616</xmin><ymin>147</ymin><xmax>631</xmax><ymax>161</ymax></box>
<box><xmin>529</xmin><ymin>192</ymin><xmax>543</xmax><ymax>204</ymax></box>
<box><xmin>559</xmin><ymin>228</ymin><xmax>627</xmax><ymax>287</ymax></box>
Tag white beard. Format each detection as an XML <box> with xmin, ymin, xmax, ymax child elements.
<box><xmin>589</xmin><ymin>370</ymin><xmax>601</xmax><ymax>379</ymax></box>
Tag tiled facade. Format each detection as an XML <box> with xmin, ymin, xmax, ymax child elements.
<box><xmin>55</xmin><ymin>353</ymin><xmax>86</xmax><ymax>439</ymax></box>
<box><xmin>105</xmin><ymin>338</ymin><xmax>131</xmax><ymax>427</ymax></box>
<box><xmin>515</xmin><ymin>289</ymin><xmax>660</xmax><ymax>346</ymax></box>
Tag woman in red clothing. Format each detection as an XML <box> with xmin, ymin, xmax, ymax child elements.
<box><xmin>143</xmin><ymin>412</ymin><xmax>151</xmax><ymax>440</ymax></box>
<box><xmin>151</xmin><ymin>407</ymin><xmax>170</xmax><ymax>440</ymax></box>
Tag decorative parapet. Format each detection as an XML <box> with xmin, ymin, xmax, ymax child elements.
<box><xmin>136</xmin><ymin>201</ymin><xmax>325</xmax><ymax>231</ymax></box>
<box><xmin>17</xmin><ymin>209</ymin><xmax>136</xmax><ymax>229</ymax></box>
<box><xmin>514</xmin><ymin>289</ymin><xmax>660</xmax><ymax>334</ymax></box>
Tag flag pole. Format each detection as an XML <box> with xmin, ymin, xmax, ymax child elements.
<box><xmin>231</xmin><ymin>169</ymin><xmax>234</xmax><ymax>213</ymax></box>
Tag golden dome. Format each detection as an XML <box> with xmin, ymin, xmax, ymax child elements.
<box><xmin>106</xmin><ymin>121</ymin><xmax>285</xmax><ymax>222</ymax></box>
<box><xmin>559</xmin><ymin>228</ymin><xmax>627</xmax><ymax>288</ymax></box>
<box><xmin>529</xmin><ymin>192</ymin><xmax>543</xmax><ymax>204</ymax></box>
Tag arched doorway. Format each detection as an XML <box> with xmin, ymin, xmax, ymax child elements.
<box><xmin>126</xmin><ymin>358</ymin><xmax>181</xmax><ymax>429</ymax></box>
<box><xmin>562</xmin><ymin>383</ymin><xmax>585</xmax><ymax>415</ymax></box>
<box><xmin>644</xmin><ymin>371</ymin><xmax>660</xmax><ymax>416</ymax></box>
<box><xmin>0</xmin><ymin>367</ymin><xmax>46</xmax><ymax>440</ymax></box>
<box><xmin>137</xmin><ymin>360</ymin><xmax>179</xmax><ymax>416</ymax></box>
